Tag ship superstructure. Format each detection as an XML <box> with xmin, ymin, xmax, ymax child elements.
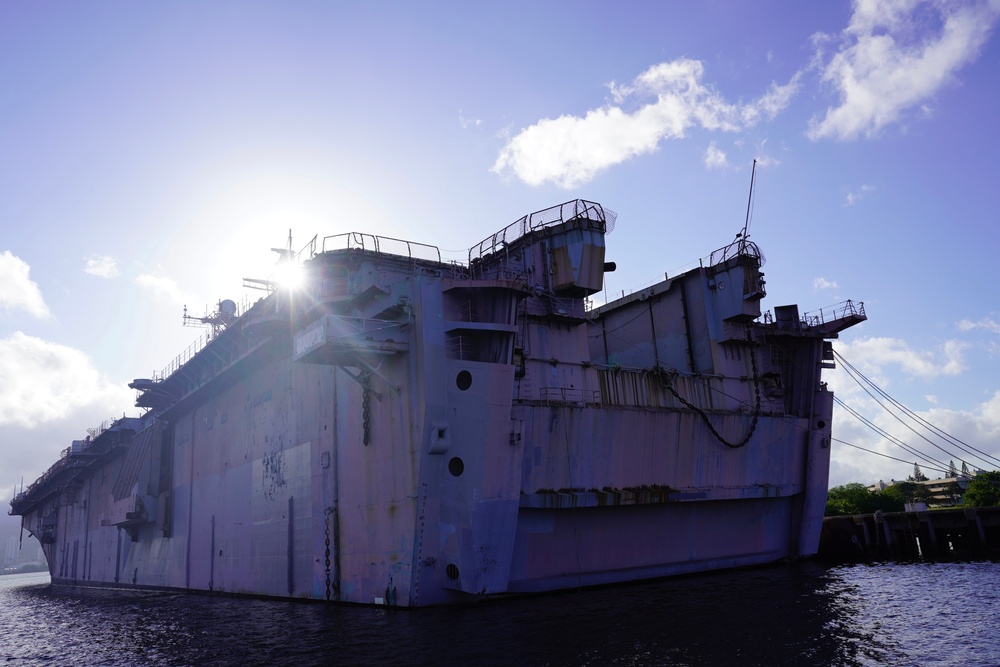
<box><xmin>10</xmin><ymin>200</ymin><xmax>865</xmax><ymax>605</ymax></box>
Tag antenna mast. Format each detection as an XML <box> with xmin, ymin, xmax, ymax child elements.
<box><xmin>741</xmin><ymin>159</ymin><xmax>757</xmax><ymax>253</ymax></box>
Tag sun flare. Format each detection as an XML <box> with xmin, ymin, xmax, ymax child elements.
<box><xmin>273</xmin><ymin>259</ymin><xmax>305</xmax><ymax>290</ymax></box>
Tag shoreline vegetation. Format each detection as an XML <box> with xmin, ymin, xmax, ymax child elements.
<box><xmin>826</xmin><ymin>470</ymin><xmax>1000</xmax><ymax>516</ymax></box>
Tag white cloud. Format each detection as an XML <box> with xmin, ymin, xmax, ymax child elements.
<box><xmin>814</xmin><ymin>277</ymin><xmax>840</xmax><ymax>290</ymax></box>
<box><xmin>458</xmin><ymin>110</ymin><xmax>482</xmax><ymax>129</ymax></box>
<box><xmin>958</xmin><ymin>316</ymin><xmax>1000</xmax><ymax>334</ymax></box>
<box><xmin>827</xmin><ymin>335</ymin><xmax>1000</xmax><ymax>487</ymax></box>
<box><xmin>84</xmin><ymin>254</ymin><xmax>119</xmax><ymax>278</ymax></box>
<box><xmin>837</xmin><ymin>335</ymin><xmax>967</xmax><ymax>381</ymax></box>
<box><xmin>492</xmin><ymin>59</ymin><xmax>799</xmax><ymax>188</ymax></box>
<box><xmin>740</xmin><ymin>73</ymin><xmax>802</xmax><ymax>126</ymax></box>
<box><xmin>830</xmin><ymin>386</ymin><xmax>1000</xmax><ymax>487</ymax></box>
<box><xmin>845</xmin><ymin>184</ymin><xmax>875</xmax><ymax>205</ymax></box>
<box><xmin>0</xmin><ymin>251</ymin><xmax>50</xmax><ymax>318</ymax></box>
<box><xmin>750</xmin><ymin>140</ymin><xmax>781</xmax><ymax>168</ymax></box>
<box><xmin>135</xmin><ymin>273</ymin><xmax>190</xmax><ymax>306</ymax></box>
<box><xmin>704</xmin><ymin>142</ymin><xmax>728</xmax><ymax>169</ymax></box>
<box><xmin>0</xmin><ymin>332</ymin><xmax>133</xmax><ymax>429</ymax></box>
<box><xmin>808</xmin><ymin>0</ymin><xmax>1000</xmax><ymax>140</ymax></box>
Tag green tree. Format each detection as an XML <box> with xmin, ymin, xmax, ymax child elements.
<box><xmin>826</xmin><ymin>483</ymin><xmax>868</xmax><ymax>516</ymax></box>
<box><xmin>963</xmin><ymin>471</ymin><xmax>1000</xmax><ymax>507</ymax></box>
<box><xmin>877</xmin><ymin>484</ymin><xmax>909</xmax><ymax>511</ymax></box>
<box><xmin>908</xmin><ymin>463</ymin><xmax>928</xmax><ymax>482</ymax></box>
<box><xmin>892</xmin><ymin>481</ymin><xmax>931</xmax><ymax>504</ymax></box>
<box><xmin>825</xmin><ymin>483</ymin><xmax>905</xmax><ymax>516</ymax></box>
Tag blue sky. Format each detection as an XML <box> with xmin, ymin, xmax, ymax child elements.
<box><xmin>3</xmin><ymin>0</ymin><xmax>1000</xmax><ymax>526</ymax></box>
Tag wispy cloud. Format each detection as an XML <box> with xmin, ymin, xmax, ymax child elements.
<box><xmin>808</xmin><ymin>0</ymin><xmax>1000</xmax><ymax>140</ymax></box>
<box><xmin>84</xmin><ymin>254</ymin><xmax>119</xmax><ymax>278</ymax></box>
<box><xmin>830</xmin><ymin>386</ymin><xmax>1000</xmax><ymax>486</ymax></box>
<box><xmin>958</xmin><ymin>316</ymin><xmax>1000</xmax><ymax>334</ymax></box>
<box><xmin>827</xmin><ymin>333</ymin><xmax>988</xmax><ymax>485</ymax></box>
<box><xmin>838</xmin><ymin>336</ymin><xmax>968</xmax><ymax>380</ymax></box>
<box><xmin>704</xmin><ymin>142</ymin><xmax>728</xmax><ymax>169</ymax></box>
<box><xmin>135</xmin><ymin>273</ymin><xmax>191</xmax><ymax>306</ymax></box>
<box><xmin>814</xmin><ymin>277</ymin><xmax>840</xmax><ymax>290</ymax></box>
<box><xmin>491</xmin><ymin>59</ymin><xmax>799</xmax><ymax>188</ymax></box>
<box><xmin>458</xmin><ymin>110</ymin><xmax>482</xmax><ymax>129</ymax></box>
<box><xmin>0</xmin><ymin>251</ymin><xmax>50</xmax><ymax>318</ymax></box>
<box><xmin>845</xmin><ymin>184</ymin><xmax>875</xmax><ymax>206</ymax></box>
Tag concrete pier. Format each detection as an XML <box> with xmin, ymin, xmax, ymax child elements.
<box><xmin>818</xmin><ymin>507</ymin><xmax>1000</xmax><ymax>562</ymax></box>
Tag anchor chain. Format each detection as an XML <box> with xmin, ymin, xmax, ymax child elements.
<box><xmin>362</xmin><ymin>374</ymin><xmax>371</xmax><ymax>446</ymax></box>
<box><xmin>654</xmin><ymin>324</ymin><xmax>761</xmax><ymax>449</ymax></box>
<box><xmin>324</xmin><ymin>506</ymin><xmax>333</xmax><ymax>601</ymax></box>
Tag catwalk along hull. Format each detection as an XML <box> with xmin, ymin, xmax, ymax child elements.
<box><xmin>10</xmin><ymin>200</ymin><xmax>865</xmax><ymax>606</ymax></box>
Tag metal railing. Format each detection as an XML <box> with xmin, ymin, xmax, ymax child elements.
<box><xmin>11</xmin><ymin>415</ymin><xmax>135</xmax><ymax>509</ymax></box>
<box><xmin>707</xmin><ymin>238</ymin><xmax>765</xmax><ymax>268</ymax></box>
<box><xmin>320</xmin><ymin>232</ymin><xmax>441</xmax><ymax>263</ymax></box>
<box><xmin>151</xmin><ymin>295</ymin><xmax>257</xmax><ymax>382</ymax></box>
<box><xmin>539</xmin><ymin>386</ymin><xmax>601</xmax><ymax>405</ymax></box>
<box><xmin>802</xmin><ymin>300</ymin><xmax>866</xmax><ymax>327</ymax></box>
<box><xmin>153</xmin><ymin>330</ymin><xmax>213</xmax><ymax>382</ymax></box>
<box><xmin>469</xmin><ymin>199</ymin><xmax>615</xmax><ymax>264</ymax></box>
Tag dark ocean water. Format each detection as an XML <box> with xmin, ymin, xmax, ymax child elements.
<box><xmin>2</xmin><ymin>560</ymin><xmax>998</xmax><ymax>667</ymax></box>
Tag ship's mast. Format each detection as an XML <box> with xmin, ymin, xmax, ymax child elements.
<box><xmin>740</xmin><ymin>159</ymin><xmax>757</xmax><ymax>254</ymax></box>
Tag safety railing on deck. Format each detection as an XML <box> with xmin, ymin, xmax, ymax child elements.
<box><xmin>151</xmin><ymin>295</ymin><xmax>257</xmax><ymax>382</ymax></box>
<box><xmin>320</xmin><ymin>232</ymin><xmax>441</xmax><ymax>263</ymax></box>
<box><xmin>11</xmin><ymin>415</ymin><xmax>134</xmax><ymax>510</ymax></box>
<box><xmin>153</xmin><ymin>331</ymin><xmax>214</xmax><ymax>382</ymax></box>
<box><xmin>469</xmin><ymin>199</ymin><xmax>615</xmax><ymax>264</ymax></box>
<box><xmin>706</xmin><ymin>237</ymin><xmax>765</xmax><ymax>268</ymax></box>
<box><xmin>801</xmin><ymin>300</ymin><xmax>866</xmax><ymax>328</ymax></box>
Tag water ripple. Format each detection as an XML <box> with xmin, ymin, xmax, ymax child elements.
<box><xmin>2</xmin><ymin>560</ymin><xmax>998</xmax><ymax>666</ymax></box>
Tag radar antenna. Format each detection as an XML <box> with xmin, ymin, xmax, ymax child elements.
<box><xmin>183</xmin><ymin>299</ymin><xmax>239</xmax><ymax>337</ymax></box>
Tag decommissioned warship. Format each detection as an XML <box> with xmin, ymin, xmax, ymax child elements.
<box><xmin>10</xmin><ymin>199</ymin><xmax>865</xmax><ymax>606</ymax></box>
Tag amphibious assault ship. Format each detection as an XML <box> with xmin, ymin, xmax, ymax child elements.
<box><xmin>10</xmin><ymin>200</ymin><xmax>865</xmax><ymax>606</ymax></box>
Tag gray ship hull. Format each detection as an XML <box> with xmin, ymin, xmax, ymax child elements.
<box><xmin>11</xmin><ymin>200</ymin><xmax>864</xmax><ymax>606</ymax></box>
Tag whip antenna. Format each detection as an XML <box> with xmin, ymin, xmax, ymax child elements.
<box><xmin>741</xmin><ymin>159</ymin><xmax>757</xmax><ymax>253</ymax></box>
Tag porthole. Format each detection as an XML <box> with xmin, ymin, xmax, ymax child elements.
<box><xmin>456</xmin><ymin>370</ymin><xmax>472</xmax><ymax>391</ymax></box>
<box><xmin>446</xmin><ymin>563</ymin><xmax>460</xmax><ymax>580</ymax></box>
<box><xmin>816</xmin><ymin>420</ymin><xmax>827</xmax><ymax>429</ymax></box>
<box><xmin>448</xmin><ymin>457</ymin><xmax>465</xmax><ymax>477</ymax></box>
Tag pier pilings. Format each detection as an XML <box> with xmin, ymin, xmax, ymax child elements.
<box><xmin>818</xmin><ymin>507</ymin><xmax>1000</xmax><ymax>562</ymax></box>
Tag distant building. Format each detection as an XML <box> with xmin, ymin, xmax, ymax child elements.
<box><xmin>868</xmin><ymin>474</ymin><xmax>974</xmax><ymax>510</ymax></box>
